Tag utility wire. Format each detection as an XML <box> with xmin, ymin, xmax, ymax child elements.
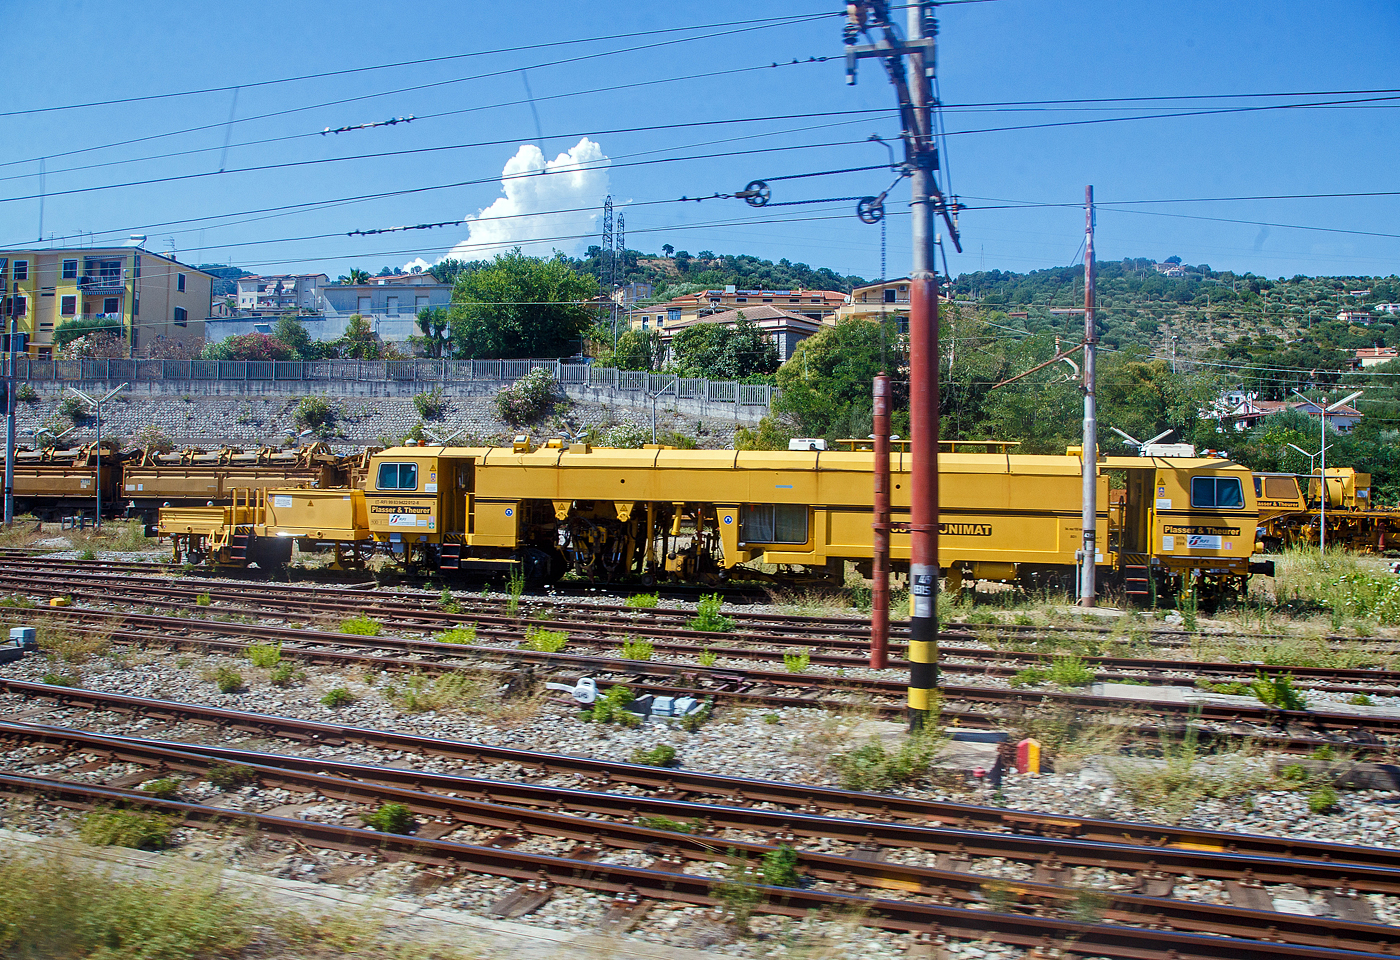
<box><xmin>0</xmin><ymin>10</ymin><xmax>839</xmax><ymax>118</ymax></box>
<box><xmin>0</xmin><ymin>19</ymin><xmax>833</xmax><ymax>172</ymax></box>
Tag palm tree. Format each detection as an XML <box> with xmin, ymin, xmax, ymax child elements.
<box><xmin>346</xmin><ymin>268</ymin><xmax>370</xmax><ymax>284</ymax></box>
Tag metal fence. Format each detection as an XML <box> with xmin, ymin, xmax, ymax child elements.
<box><xmin>9</xmin><ymin>357</ymin><xmax>776</xmax><ymax>407</ymax></box>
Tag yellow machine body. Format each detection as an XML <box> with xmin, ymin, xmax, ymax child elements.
<box><xmin>160</xmin><ymin>439</ymin><xmax>1263</xmax><ymax>600</ymax></box>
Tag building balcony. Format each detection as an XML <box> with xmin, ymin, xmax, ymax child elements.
<box><xmin>79</xmin><ymin>275</ymin><xmax>126</xmax><ymax>294</ymax></box>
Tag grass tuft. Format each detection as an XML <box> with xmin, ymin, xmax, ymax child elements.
<box><xmin>206</xmin><ymin>762</ymin><xmax>256</xmax><ymax>790</ymax></box>
<box><xmin>688</xmin><ymin>593</ymin><xmax>734</xmax><ymax>632</ymax></box>
<box><xmin>630</xmin><ymin>744</ymin><xmax>677</xmax><ymax>766</ymax></box>
<box><xmin>140</xmin><ymin>778</ymin><xmax>180</xmax><ymax>800</ymax></box>
<box><xmin>339</xmin><ymin>614</ymin><xmax>382</xmax><ymax>636</ymax></box>
<box><xmin>1251</xmin><ymin>671</ymin><xmax>1308</xmax><ymax>711</ymax></box>
<box><xmin>625</xmin><ymin>592</ymin><xmax>660</xmax><ymax>608</ymax></box>
<box><xmin>522</xmin><ymin>626</ymin><xmax>567</xmax><ymax>652</ymax></box>
<box><xmin>79</xmin><ymin>809</ymin><xmax>174</xmax><ymax>850</ymax></box>
<box><xmin>320</xmin><ymin>687</ymin><xmax>355</xmax><ymax>708</ymax></box>
<box><xmin>437</xmin><ymin>625</ymin><xmax>477</xmax><ymax>645</ymax></box>
<box><xmin>783</xmin><ymin>648</ymin><xmax>811</xmax><ymax>673</ymax></box>
<box><xmin>269</xmin><ymin>662</ymin><xmax>301</xmax><ymax>687</ymax></box>
<box><xmin>359</xmin><ymin>802</ymin><xmax>413</xmax><ymax>834</ymax></box>
<box><xmin>619</xmin><ymin>637</ymin><xmax>654</xmax><ymax>661</ymax></box>
<box><xmin>245</xmin><ymin>643</ymin><xmax>281</xmax><ymax>668</ymax></box>
<box><xmin>208</xmin><ymin>665</ymin><xmax>243</xmax><ymax>694</ymax></box>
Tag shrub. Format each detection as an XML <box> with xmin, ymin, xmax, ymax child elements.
<box><xmin>413</xmin><ymin>387</ymin><xmax>447</xmax><ymax>420</ymax></box>
<box><xmin>41</xmin><ymin>672</ymin><xmax>80</xmax><ymax>687</ymax></box>
<box><xmin>340</xmin><ymin>614</ymin><xmax>382</xmax><ymax>636</ymax></box>
<box><xmin>783</xmin><ymin>648</ymin><xmax>811</xmax><ymax>673</ymax></box>
<box><xmin>438</xmin><ymin>625</ymin><xmax>477</xmax><ymax>644</ymax></box>
<box><xmin>833</xmin><ymin>729</ymin><xmax>944</xmax><ymax>791</ymax></box>
<box><xmin>211</xmin><ymin>666</ymin><xmax>243</xmax><ymax>694</ymax></box>
<box><xmin>245</xmin><ymin>643</ymin><xmax>281</xmax><ymax>667</ymax></box>
<box><xmin>679</xmin><ymin>698</ymin><xmax>714</xmax><ymax>732</ymax></box>
<box><xmin>320</xmin><ymin>687</ymin><xmax>355</xmax><ymax>708</ymax></box>
<box><xmin>1049</xmin><ymin>654</ymin><xmax>1095</xmax><ymax>688</ymax></box>
<box><xmin>206</xmin><ymin>762</ymin><xmax>256</xmax><ymax>789</ymax></box>
<box><xmin>1308</xmin><ymin>785</ymin><xmax>1340</xmax><ymax>814</ymax></box>
<box><xmin>689</xmin><ymin>593</ymin><xmax>734</xmax><ymax>632</ymax></box>
<box><xmin>763</xmin><ymin>713</ymin><xmax>781</xmax><ymax>724</ymax></box>
<box><xmin>80</xmin><ymin>809</ymin><xmax>174</xmax><ymax>850</ymax></box>
<box><xmin>523</xmin><ymin>626</ymin><xmax>568</xmax><ymax>652</ymax></box>
<box><xmin>269</xmin><ymin>662</ymin><xmax>300</xmax><ymax>687</ymax></box>
<box><xmin>619</xmin><ymin>637</ymin><xmax>654</xmax><ymax>661</ymax></box>
<box><xmin>601</xmin><ymin>423</ymin><xmax>649</xmax><ymax>448</ymax></box>
<box><xmin>293</xmin><ymin>396</ymin><xmax>335</xmax><ymax>433</ymax></box>
<box><xmin>438</xmin><ymin>587</ymin><xmax>461</xmax><ymax>614</ymax></box>
<box><xmin>760</xmin><ymin>845</ymin><xmax>800</xmax><ymax>887</ymax></box>
<box><xmin>494</xmin><ymin>368</ymin><xmax>561</xmax><ymax>425</ymax></box>
<box><xmin>58</xmin><ymin>395</ymin><xmax>86</xmax><ymax>424</ymax></box>
<box><xmin>698</xmin><ymin>647</ymin><xmax>717</xmax><ymax>667</ymax></box>
<box><xmin>630</xmin><ymin>744</ymin><xmax>677</xmax><ymax>766</ymax></box>
<box><xmin>1348</xmin><ymin>693</ymin><xmax>1373</xmax><ymax>706</ymax></box>
<box><xmin>196</xmin><ymin>593</ymin><xmax>212</xmax><ymax>606</ymax></box>
<box><xmin>625</xmin><ymin>592</ymin><xmax>660</xmax><ymax>609</ymax></box>
<box><xmin>1009</xmin><ymin>666</ymin><xmax>1049</xmax><ymax>688</ymax></box>
<box><xmin>1251</xmin><ymin>671</ymin><xmax>1308</xmax><ymax>711</ymax></box>
<box><xmin>587</xmin><ymin>684</ymin><xmax>639</xmax><ymax>725</ymax></box>
<box><xmin>140</xmin><ymin>778</ymin><xmax>181</xmax><ymax>800</ymax></box>
<box><xmin>360</xmin><ymin>802</ymin><xmax>413</xmax><ymax>834</ymax></box>
<box><xmin>16</xmin><ymin>383</ymin><xmax>37</xmax><ymax>403</ymax></box>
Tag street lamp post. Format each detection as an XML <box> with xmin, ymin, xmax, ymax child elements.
<box><xmin>67</xmin><ymin>383</ymin><xmax>127</xmax><ymax>530</ymax></box>
<box><xmin>1293</xmin><ymin>388</ymin><xmax>1362</xmax><ymax>552</ymax></box>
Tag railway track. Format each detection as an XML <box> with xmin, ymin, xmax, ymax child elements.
<box><xmin>2</xmin><ymin>695</ymin><xmax>1399</xmax><ymax>955</ymax></box>
<box><xmin>16</xmin><ymin>602</ymin><xmax>1399</xmax><ymax>755</ymax></box>
<box><xmin>0</xmin><ymin>560</ymin><xmax>1393</xmax><ymax>688</ymax></box>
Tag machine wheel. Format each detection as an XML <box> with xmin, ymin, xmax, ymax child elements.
<box><xmin>513</xmin><ymin>547</ymin><xmax>555</xmax><ymax>588</ymax></box>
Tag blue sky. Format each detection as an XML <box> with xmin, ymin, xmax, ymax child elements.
<box><xmin>3</xmin><ymin>1</ymin><xmax>1398</xmax><ymax>283</ymax></box>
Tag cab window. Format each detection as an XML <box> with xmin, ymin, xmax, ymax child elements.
<box><xmin>740</xmin><ymin>503</ymin><xmax>808</xmax><ymax>543</ymax></box>
<box><xmin>376</xmin><ymin>462</ymin><xmax>418</xmax><ymax>490</ymax></box>
<box><xmin>1191</xmin><ymin>476</ymin><xmax>1243</xmax><ymax>508</ymax></box>
<box><xmin>1264</xmin><ymin>476</ymin><xmax>1298</xmax><ymax>500</ymax></box>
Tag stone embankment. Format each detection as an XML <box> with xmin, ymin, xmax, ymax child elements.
<box><xmin>12</xmin><ymin>388</ymin><xmax>739</xmax><ymax>452</ymax></box>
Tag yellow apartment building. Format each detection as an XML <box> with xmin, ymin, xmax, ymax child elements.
<box><xmin>0</xmin><ymin>240</ymin><xmax>213</xmax><ymax>357</ymax></box>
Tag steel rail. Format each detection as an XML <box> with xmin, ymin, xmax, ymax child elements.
<box><xmin>4</xmin><ymin>719</ymin><xmax>1396</xmax><ymax>950</ymax></box>
<box><xmin>1</xmin><ymin>769</ymin><xmax>1394</xmax><ymax>960</ymax></box>
<box><xmin>10</xmin><ymin>718</ymin><xmax>1400</xmax><ymax>901</ymax></box>
<box><xmin>3</xmin><ymin>678</ymin><xmax>1398</xmax><ymax>874</ymax></box>
<box><xmin>25</xmin><ymin>604</ymin><xmax>1396</xmax><ymax>754</ymax></box>
<box><xmin>1</xmin><ymin>554</ymin><xmax>1389</xmax><ymax>647</ymax></box>
<box><xmin>30</xmin><ymin>604</ymin><xmax>1400</xmax><ymax>755</ymax></box>
<box><xmin>11</xmin><ymin>562</ymin><xmax>1400</xmax><ymax>704</ymax></box>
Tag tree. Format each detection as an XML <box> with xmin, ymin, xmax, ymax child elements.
<box><xmin>336</xmin><ymin>314</ymin><xmax>385</xmax><ymax>360</ymax></box>
<box><xmin>768</xmin><ymin>319</ymin><xmax>902</xmax><ymax>441</ymax></box>
<box><xmin>54</xmin><ymin>315</ymin><xmax>122</xmax><ymax>350</ymax></box>
<box><xmin>274</xmin><ymin>315</ymin><xmax>316</xmax><ymax>360</ymax></box>
<box><xmin>202</xmin><ymin>333</ymin><xmax>296</xmax><ymax>361</ymax></box>
<box><xmin>697</xmin><ymin>250</ymin><xmax>715</xmax><ymax>260</ymax></box>
<box><xmin>412</xmin><ymin>307</ymin><xmax>452</xmax><ymax>358</ymax></box>
<box><xmin>338</xmin><ymin>268</ymin><xmax>370</xmax><ymax>284</ymax></box>
<box><xmin>430</xmin><ymin>258</ymin><xmax>473</xmax><ymax>285</ymax></box>
<box><xmin>611</xmin><ymin>328</ymin><xmax>664</xmax><ymax>371</ymax></box>
<box><xmin>661</xmin><ymin>244</ymin><xmax>674</xmax><ymax>257</ymax></box>
<box><xmin>448</xmin><ymin>249</ymin><xmax>598</xmax><ymax>359</ymax></box>
<box><xmin>671</xmin><ymin>315</ymin><xmax>779</xmax><ymax>381</ymax></box>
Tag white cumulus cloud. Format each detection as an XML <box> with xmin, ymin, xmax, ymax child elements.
<box><xmin>400</xmin><ymin>257</ymin><xmax>433</xmax><ymax>274</ymax></box>
<box><xmin>445</xmin><ymin>137</ymin><xmax>610</xmax><ymax>261</ymax></box>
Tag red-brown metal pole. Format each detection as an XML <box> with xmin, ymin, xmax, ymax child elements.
<box><xmin>906</xmin><ymin>3</ymin><xmax>940</xmax><ymax>730</ymax></box>
<box><xmin>871</xmin><ymin>373</ymin><xmax>891</xmax><ymax>669</ymax></box>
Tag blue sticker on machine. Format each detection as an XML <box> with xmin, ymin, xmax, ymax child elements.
<box><xmin>504</xmin><ymin>508</ymin><xmax>514</xmax><ymax>517</ymax></box>
<box><xmin>723</xmin><ymin>515</ymin><xmax>733</xmax><ymax>524</ymax></box>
